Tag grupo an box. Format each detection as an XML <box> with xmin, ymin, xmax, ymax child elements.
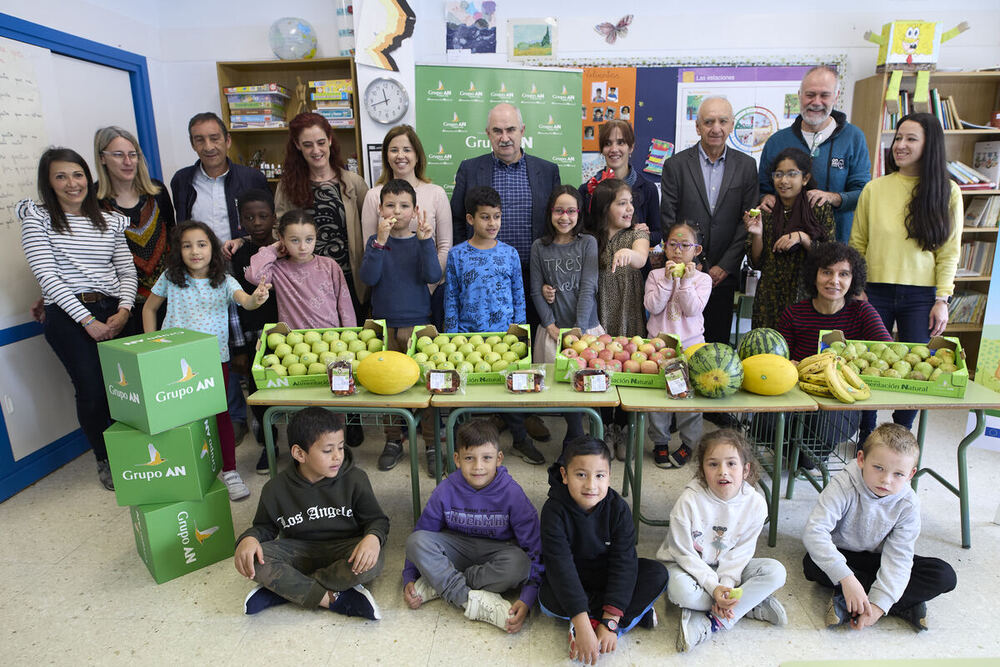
<box><xmin>105</xmin><ymin>417</ymin><xmax>221</xmax><ymax>507</ymax></box>
<box><xmin>251</xmin><ymin>320</ymin><xmax>386</xmax><ymax>389</ymax></box>
<box><xmin>130</xmin><ymin>479</ymin><xmax>235</xmax><ymax>584</ymax></box>
<box><xmin>819</xmin><ymin>330</ymin><xmax>967</xmax><ymax>398</ymax></box>
<box><xmin>98</xmin><ymin>329</ymin><xmax>226</xmax><ymax>434</ymax></box>
<box><xmin>554</xmin><ymin>328</ymin><xmax>681</xmax><ymax>389</ymax></box>
<box><xmin>406</xmin><ymin>324</ymin><xmax>530</xmax><ymax>385</ymax></box>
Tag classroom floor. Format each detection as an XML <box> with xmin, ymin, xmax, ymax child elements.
<box><xmin>3</xmin><ymin>408</ymin><xmax>1000</xmax><ymax>665</ymax></box>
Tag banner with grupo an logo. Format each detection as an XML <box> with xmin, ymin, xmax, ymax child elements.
<box><xmin>415</xmin><ymin>64</ymin><xmax>582</xmax><ymax>196</ymax></box>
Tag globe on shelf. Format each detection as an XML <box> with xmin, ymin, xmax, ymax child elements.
<box><xmin>268</xmin><ymin>17</ymin><xmax>317</xmax><ymax>60</ymax></box>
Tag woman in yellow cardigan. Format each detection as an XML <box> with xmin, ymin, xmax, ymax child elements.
<box><xmin>275</xmin><ymin>112</ymin><xmax>369</xmax><ymax>320</ymax></box>
<box><xmin>850</xmin><ymin>111</ymin><xmax>961</xmax><ymax>439</ymax></box>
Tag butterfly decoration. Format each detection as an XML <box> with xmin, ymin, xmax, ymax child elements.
<box><xmin>594</xmin><ymin>15</ymin><xmax>633</xmax><ymax>45</ymax></box>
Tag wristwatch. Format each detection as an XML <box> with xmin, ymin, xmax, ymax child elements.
<box><xmin>599</xmin><ymin>617</ymin><xmax>619</xmax><ymax>632</ymax></box>
<box><xmin>935</xmin><ymin>295</ymin><xmax>951</xmax><ymax>304</ymax></box>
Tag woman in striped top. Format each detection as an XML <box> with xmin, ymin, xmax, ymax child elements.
<box><xmin>18</xmin><ymin>148</ymin><xmax>138</xmax><ymax>491</ymax></box>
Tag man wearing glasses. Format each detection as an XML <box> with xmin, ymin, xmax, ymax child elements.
<box><xmin>757</xmin><ymin>66</ymin><xmax>871</xmax><ymax>243</ymax></box>
<box><xmin>660</xmin><ymin>96</ymin><xmax>758</xmax><ymax>345</ymax></box>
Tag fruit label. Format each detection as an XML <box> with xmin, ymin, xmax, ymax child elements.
<box><xmin>512</xmin><ymin>373</ymin><xmax>531</xmax><ymax>391</ymax></box>
<box><xmin>330</xmin><ymin>373</ymin><xmax>350</xmax><ymax>392</ymax></box>
<box><xmin>429</xmin><ymin>372</ymin><xmax>450</xmax><ymax>391</ymax></box>
<box><xmin>584</xmin><ymin>374</ymin><xmax>608</xmax><ymax>392</ymax></box>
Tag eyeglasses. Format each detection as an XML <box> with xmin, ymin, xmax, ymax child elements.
<box><xmin>772</xmin><ymin>170</ymin><xmax>802</xmax><ymax>180</ymax></box>
<box><xmin>666</xmin><ymin>241</ymin><xmax>697</xmax><ymax>250</ymax></box>
<box><xmin>552</xmin><ymin>207</ymin><xmax>579</xmax><ymax>216</ymax></box>
<box><xmin>102</xmin><ymin>151</ymin><xmax>138</xmax><ymax>161</ymax></box>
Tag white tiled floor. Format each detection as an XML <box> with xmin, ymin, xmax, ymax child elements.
<box><xmin>4</xmin><ymin>409</ymin><xmax>1000</xmax><ymax>665</ymax></box>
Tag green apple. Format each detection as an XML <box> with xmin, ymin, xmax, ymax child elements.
<box><xmin>502</xmin><ymin>334</ymin><xmax>519</xmax><ymax>346</ymax></box>
<box><xmin>475</xmin><ymin>343</ymin><xmax>492</xmax><ymax>356</ymax></box>
<box><xmin>268</xmin><ymin>364</ymin><xmax>287</xmax><ymax>377</ymax></box>
<box><xmin>300</xmin><ymin>352</ymin><xmax>319</xmax><ymax>365</ymax></box>
<box><xmin>319</xmin><ymin>351</ymin><xmax>337</xmax><ymax>364</ymax></box>
<box><xmin>266</xmin><ymin>332</ymin><xmax>285</xmax><ymax>349</ymax></box>
<box><xmin>285</xmin><ymin>331</ymin><xmax>304</xmax><ymax>346</ymax></box>
<box><xmin>261</xmin><ymin>354</ymin><xmax>279</xmax><ymax>367</ymax></box>
<box><xmin>416</xmin><ymin>335</ymin><xmax>434</xmax><ymax>351</ymax></box>
<box><xmin>340</xmin><ymin>330</ymin><xmax>359</xmax><ymax>344</ymax></box>
<box><xmin>484</xmin><ymin>351</ymin><xmax>502</xmax><ymax>364</ymax></box>
<box><xmin>892</xmin><ymin>360</ymin><xmax>911</xmax><ymax>376</ymax></box>
<box><xmin>440</xmin><ymin>342</ymin><xmax>458</xmax><ymax>355</ymax></box>
<box><xmin>311</xmin><ymin>341</ymin><xmax>329</xmax><ymax>354</ymax></box>
<box><xmin>413</xmin><ymin>352</ymin><xmax>429</xmax><ymax>363</ymax></box>
<box><xmin>466</xmin><ymin>351</ymin><xmax>483</xmax><ymax>364</ymax></box>
<box><xmin>287</xmin><ymin>363</ymin><xmax>307</xmax><ymax>376</ymax></box>
<box><xmin>358</xmin><ymin>328</ymin><xmax>377</xmax><ymax>342</ymax></box>
<box><xmin>510</xmin><ymin>342</ymin><xmax>528</xmax><ymax>359</ymax></box>
<box><xmin>367</xmin><ymin>339</ymin><xmax>383</xmax><ymax>352</ymax></box>
<box><xmin>433</xmin><ymin>334</ymin><xmax>450</xmax><ymax>347</ymax></box>
<box><xmin>303</xmin><ymin>330</ymin><xmax>322</xmax><ymax>345</ymax></box>
<box><xmin>491</xmin><ymin>359</ymin><xmax>509</xmax><ymax>372</ymax></box>
<box><xmin>307</xmin><ymin>362</ymin><xmax>327</xmax><ymax>375</ymax></box>
<box><xmin>468</xmin><ymin>335</ymin><xmax>485</xmax><ymax>346</ymax></box>
<box><xmin>473</xmin><ymin>361</ymin><xmax>492</xmax><ymax>373</ymax></box>
<box><xmin>274</xmin><ymin>343</ymin><xmax>292</xmax><ymax>359</ymax></box>
<box><xmin>501</xmin><ymin>351</ymin><xmax>519</xmax><ymax>363</ymax></box>
<box><xmin>457</xmin><ymin>361</ymin><xmax>475</xmax><ymax>373</ymax></box>
<box><xmin>492</xmin><ymin>342</ymin><xmax>509</xmax><ymax>355</ymax></box>
<box><xmin>280</xmin><ymin>354</ymin><xmax>300</xmax><ymax>367</ymax></box>
<box><xmin>322</xmin><ymin>330</ymin><xmax>340</xmax><ymax>343</ymax></box>
<box><xmin>350</xmin><ymin>359</ymin><xmax>360</xmax><ymax>372</ymax></box>
<box><xmin>438</xmin><ymin>361</ymin><xmax>456</xmax><ymax>370</ymax></box>
<box><xmin>348</xmin><ymin>340</ymin><xmax>367</xmax><ymax>354</ymax></box>
<box><xmin>331</xmin><ymin>340</ymin><xmax>349</xmax><ymax>354</ymax></box>
<box><xmin>429</xmin><ymin>352</ymin><xmax>448</xmax><ymax>365</ymax></box>
<box><xmin>292</xmin><ymin>342</ymin><xmax>312</xmax><ymax>356</ymax></box>
<box><xmin>356</xmin><ymin>350</ymin><xmax>372</xmax><ymax>362</ymax></box>
<box><xmin>418</xmin><ymin>361</ymin><xmax>435</xmax><ymax>374</ymax></box>
<box><xmin>485</xmin><ymin>335</ymin><xmax>502</xmax><ymax>346</ymax></box>
<box><xmin>337</xmin><ymin>351</ymin><xmax>356</xmax><ymax>361</ymax></box>
<box><xmin>423</xmin><ymin>343</ymin><xmax>440</xmax><ymax>355</ymax></box>
<box><xmin>452</xmin><ymin>335</ymin><xmax>468</xmax><ymax>346</ymax></box>
<box><xmin>458</xmin><ymin>343</ymin><xmax>475</xmax><ymax>355</ymax></box>
<box><xmin>448</xmin><ymin>351</ymin><xmax>465</xmax><ymax>364</ymax></box>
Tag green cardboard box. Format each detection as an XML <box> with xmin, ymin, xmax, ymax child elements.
<box><xmin>818</xmin><ymin>330</ymin><xmax>967</xmax><ymax>398</ymax></box>
<box><xmin>554</xmin><ymin>328</ymin><xmax>681</xmax><ymax>389</ymax></box>
<box><xmin>98</xmin><ymin>328</ymin><xmax>227</xmax><ymax>434</ymax></box>
<box><xmin>130</xmin><ymin>479</ymin><xmax>235</xmax><ymax>584</ymax></box>
<box><xmin>406</xmin><ymin>324</ymin><xmax>531</xmax><ymax>385</ymax></box>
<box><xmin>105</xmin><ymin>417</ymin><xmax>221</xmax><ymax>507</ymax></box>
<box><xmin>251</xmin><ymin>320</ymin><xmax>386</xmax><ymax>389</ymax></box>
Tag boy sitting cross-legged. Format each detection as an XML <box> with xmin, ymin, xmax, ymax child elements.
<box><xmin>235</xmin><ymin>407</ymin><xmax>389</xmax><ymax>619</ymax></box>
<box><xmin>403</xmin><ymin>419</ymin><xmax>542</xmax><ymax>633</ymax></box>
<box><xmin>802</xmin><ymin>423</ymin><xmax>957</xmax><ymax>632</ymax></box>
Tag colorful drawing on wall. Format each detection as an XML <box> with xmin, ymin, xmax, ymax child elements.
<box><xmin>508</xmin><ymin>18</ymin><xmax>556</xmax><ymax>60</ymax></box>
<box><xmin>581</xmin><ymin>67</ymin><xmax>637</xmax><ymax>152</ymax></box>
<box><xmin>355</xmin><ymin>0</ymin><xmax>416</xmax><ymax>71</ymax></box>
<box><xmin>643</xmin><ymin>139</ymin><xmax>674</xmax><ymax>176</ymax></box>
<box><xmin>594</xmin><ymin>15</ymin><xmax>633</xmax><ymax>45</ymax></box>
<box><xmin>783</xmin><ymin>93</ymin><xmax>800</xmax><ymax>118</ymax></box>
<box><xmin>445</xmin><ymin>1</ymin><xmax>497</xmax><ymax>54</ymax></box>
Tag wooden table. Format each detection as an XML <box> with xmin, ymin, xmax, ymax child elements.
<box><xmin>429</xmin><ymin>364</ymin><xmax>620</xmax><ymax>474</ymax></box>
<box><xmin>247</xmin><ymin>384</ymin><xmax>431</xmax><ymax>522</ymax></box>
<box><xmin>616</xmin><ymin>386</ymin><xmax>818</xmax><ymax>547</ymax></box>
<box><xmin>811</xmin><ymin>381</ymin><xmax>1000</xmax><ymax>548</ymax></box>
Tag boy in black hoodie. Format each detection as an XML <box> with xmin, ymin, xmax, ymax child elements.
<box><xmin>234</xmin><ymin>408</ymin><xmax>389</xmax><ymax>618</ymax></box>
<box><xmin>539</xmin><ymin>437</ymin><xmax>667</xmax><ymax>663</ymax></box>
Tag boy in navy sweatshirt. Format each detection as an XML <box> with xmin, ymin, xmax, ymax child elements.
<box><xmin>540</xmin><ymin>437</ymin><xmax>668</xmax><ymax>663</ymax></box>
<box><xmin>402</xmin><ymin>419</ymin><xmax>542</xmax><ymax>633</ymax></box>
<box><xmin>235</xmin><ymin>408</ymin><xmax>389</xmax><ymax>619</ymax></box>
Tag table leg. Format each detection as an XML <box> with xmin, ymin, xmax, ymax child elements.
<box><xmin>632</xmin><ymin>411</ymin><xmax>645</xmax><ymax>539</ymax></box>
<box><xmin>445</xmin><ymin>409</ymin><xmax>461</xmax><ymax>475</ymax></box>
<box><xmin>403</xmin><ymin>409</ymin><xmax>420</xmax><ymax>523</ymax></box>
<box><xmin>432</xmin><ymin>407</ymin><xmax>443</xmax><ymax>482</ymax></box>
<box><xmin>263</xmin><ymin>406</ymin><xmax>280</xmax><ymax>478</ymax></box>
<box><xmin>768</xmin><ymin>413</ymin><xmax>785</xmax><ymax>548</ymax></box>
<box><xmin>912</xmin><ymin>409</ymin><xmax>928</xmax><ymax>491</ymax></box>
<box><xmin>958</xmin><ymin>409</ymin><xmax>983</xmax><ymax>548</ymax></box>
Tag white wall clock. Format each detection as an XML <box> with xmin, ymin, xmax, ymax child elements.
<box><xmin>364</xmin><ymin>77</ymin><xmax>409</xmax><ymax>124</ymax></box>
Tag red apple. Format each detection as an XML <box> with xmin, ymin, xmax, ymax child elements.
<box><xmin>624</xmin><ymin>342</ymin><xmax>637</xmax><ymax>355</ymax></box>
<box><xmin>631</xmin><ymin>351</ymin><xmax>648</xmax><ymax>362</ymax></box>
<box><xmin>613</xmin><ymin>350</ymin><xmax>631</xmax><ymax>364</ymax></box>
<box><xmin>608</xmin><ymin>359</ymin><xmax>623</xmax><ymax>372</ymax></box>
<box><xmin>607</xmin><ymin>341</ymin><xmax>623</xmax><ymax>354</ymax></box>
<box><xmin>598</xmin><ymin>333</ymin><xmax>613</xmax><ymax>344</ymax></box>
<box><xmin>563</xmin><ymin>334</ymin><xmax>579</xmax><ymax>347</ymax></box>
<box><xmin>590</xmin><ymin>340</ymin><xmax>605</xmax><ymax>352</ymax></box>
<box><xmin>588</xmin><ymin>358</ymin><xmax>608</xmax><ymax>370</ymax></box>
<box><xmin>581</xmin><ymin>334</ymin><xmax>598</xmax><ymax>345</ymax></box>
<box><xmin>630</xmin><ymin>335</ymin><xmax>644</xmax><ymax>347</ymax></box>
<box><xmin>597</xmin><ymin>349</ymin><xmax>614</xmax><ymax>361</ymax></box>
<box><xmin>614</xmin><ymin>336</ymin><xmax>628</xmax><ymax>346</ymax></box>
<box><xmin>639</xmin><ymin>343</ymin><xmax>656</xmax><ymax>356</ymax></box>
<box><xmin>662</xmin><ymin>347</ymin><xmax>678</xmax><ymax>359</ymax></box>
<box><xmin>570</xmin><ymin>357</ymin><xmax>587</xmax><ymax>370</ymax></box>
<box><xmin>640</xmin><ymin>360</ymin><xmax>659</xmax><ymax>374</ymax></box>
<box><xmin>651</xmin><ymin>338</ymin><xmax>667</xmax><ymax>351</ymax></box>
<box><xmin>561</xmin><ymin>347</ymin><xmax>579</xmax><ymax>358</ymax></box>
<box><xmin>649</xmin><ymin>351</ymin><xmax>664</xmax><ymax>363</ymax></box>
<box><xmin>581</xmin><ymin>348</ymin><xmax>598</xmax><ymax>361</ymax></box>
<box><xmin>623</xmin><ymin>360</ymin><xmax>641</xmax><ymax>373</ymax></box>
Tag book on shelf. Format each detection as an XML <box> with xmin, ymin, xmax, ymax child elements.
<box><xmin>964</xmin><ymin>196</ymin><xmax>1000</xmax><ymax>228</ymax></box>
<box><xmin>308</xmin><ymin>79</ymin><xmax>353</xmax><ymax>92</ymax></box>
<box><xmin>949</xmin><ymin>290</ymin><xmax>988</xmax><ymax>325</ymax></box>
<box><xmin>956</xmin><ymin>241</ymin><xmax>995</xmax><ymax>277</ymax></box>
<box><xmin>223</xmin><ymin>83</ymin><xmax>290</xmax><ymax>96</ymax></box>
<box><xmin>948</xmin><ymin>160</ymin><xmax>997</xmax><ymax>189</ymax></box>
<box><xmin>973</xmin><ymin>141</ymin><xmax>1000</xmax><ymax>186</ymax></box>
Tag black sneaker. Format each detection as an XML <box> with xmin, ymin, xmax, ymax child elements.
<box><xmin>244</xmin><ymin>585</ymin><xmax>289</xmax><ymax>615</ymax></box>
<box><xmin>653</xmin><ymin>443</ymin><xmax>671</xmax><ymax>468</ymax></box>
<box><xmin>346</xmin><ymin>423</ymin><xmax>365</xmax><ymax>447</ymax></box>
<box><xmin>425</xmin><ymin>447</ymin><xmax>438</xmax><ymax>478</ymax></box>
<box><xmin>826</xmin><ymin>593</ymin><xmax>851</xmax><ymax>628</ymax></box>
<box><xmin>525</xmin><ymin>415</ymin><xmax>552</xmax><ymax>442</ymax></box>
<box><xmin>705</xmin><ymin>412</ymin><xmax>740</xmax><ymax>429</ymax></box>
<box><xmin>256</xmin><ymin>446</ymin><xmax>279</xmax><ymax>475</ymax></box>
<box><xmin>668</xmin><ymin>444</ymin><xmax>693</xmax><ymax>468</ymax></box>
<box><xmin>330</xmin><ymin>585</ymin><xmax>381</xmax><ymax>620</ymax></box>
<box><xmin>96</xmin><ymin>460</ymin><xmax>115</xmax><ymax>491</ymax></box>
<box><xmin>891</xmin><ymin>601</ymin><xmax>928</xmax><ymax>632</ymax></box>
<box><xmin>377</xmin><ymin>440</ymin><xmax>404</xmax><ymax>471</ymax></box>
<box><xmin>513</xmin><ymin>437</ymin><xmax>545</xmax><ymax>465</ymax></box>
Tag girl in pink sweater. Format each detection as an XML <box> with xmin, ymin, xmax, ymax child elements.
<box><xmin>643</xmin><ymin>221</ymin><xmax>712</xmax><ymax>469</ymax></box>
<box><xmin>245</xmin><ymin>210</ymin><xmax>356</xmax><ymax>329</ymax></box>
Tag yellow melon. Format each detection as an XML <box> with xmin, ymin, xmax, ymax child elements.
<box><xmin>355</xmin><ymin>351</ymin><xmax>420</xmax><ymax>395</ymax></box>
<box><xmin>684</xmin><ymin>342</ymin><xmax>708</xmax><ymax>359</ymax></box>
<box><xmin>741</xmin><ymin>354</ymin><xmax>797</xmax><ymax>396</ymax></box>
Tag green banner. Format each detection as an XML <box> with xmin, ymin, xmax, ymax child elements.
<box><xmin>415</xmin><ymin>64</ymin><xmax>582</xmax><ymax>196</ymax></box>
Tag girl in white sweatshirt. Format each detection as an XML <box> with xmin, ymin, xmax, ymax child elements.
<box><xmin>659</xmin><ymin>429</ymin><xmax>788</xmax><ymax>652</ymax></box>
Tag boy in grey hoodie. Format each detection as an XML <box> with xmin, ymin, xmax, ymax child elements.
<box><xmin>802</xmin><ymin>423</ymin><xmax>955</xmax><ymax>632</ymax></box>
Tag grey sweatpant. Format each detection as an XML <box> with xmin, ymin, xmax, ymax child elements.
<box><xmin>666</xmin><ymin>557</ymin><xmax>786</xmax><ymax>629</ymax></box>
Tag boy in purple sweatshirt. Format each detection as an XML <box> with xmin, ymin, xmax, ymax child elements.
<box><xmin>402</xmin><ymin>419</ymin><xmax>542</xmax><ymax>633</ymax></box>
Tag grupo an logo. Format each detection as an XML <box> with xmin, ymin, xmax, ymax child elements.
<box><xmin>490</xmin><ymin>82</ymin><xmax>515</xmax><ymax>102</ymax></box>
<box><xmin>536</xmin><ymin>115</ymin><xmax>563</xmax><ymax>135</ymax></box>
<box><xmin>117</xmin><ymin>362</ymin><xmax>128</xmax><ymax>386</ymax></box>
<box><xmin>155</xmin><ymin>358</ymin><xmax>217</xmax><ymax>403</ymax></box>
<box><xmin>122</xmin><ymin>444</ymin><xmax>188</xmax><ymax>481</ymax></box>
<box><xmin>177</xmin><ymin>510</ymin><xmax>219</xmax><ymax>564</ymax></box>
<box><xmin>427</xmin><ymin>144</ymin><xmax>454</xmax><ymax>165</ymax></box>
<box><xmin>552</xmin><ymin>84</ymin><xmax>577</xmax><ymax>105</ymax></box>
<box><xmin>175</xmin><ymin>358</ymin><xmax>197</xmax><ymax>383</ymax></box>
<box><xmin>521</xmin><ymin>83</ymin><xmax>545</xmax><ymax>104</ymax></box>
<box><xmin>459</xmin><ymin>81</ymin><xmax>483</xmax><ymax>100</ymax></box>
<box><xmin>108</xmin><ymin>365</ymin><xmax>141</xmax><ymax>405</ymax></box>
<box><xmin>554</xmin><ymin>146</ymin><xmax>577</xmax><ymax>167</ymax></box>
<box><xmin>442</xmin><ymin>112</ymin><xmax>468</xmax><ymax>133</ymax></box>
<box><xmin>427</xmin><ymin>80</ymin><xmax>452</xmax><ymax>99</ymax></box>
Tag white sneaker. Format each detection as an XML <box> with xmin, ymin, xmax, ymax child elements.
<box><xmin>221</xmin><ymin>470</ymin><xmax>250</xmax><ymax>501</ymax></box>
<box><xmin>749</xmin><ymin>595</ymin><xmax>788</xmax><ymax>626</ymax></box>
<box><xmin>677</xmin><ymin>608</ymin><xmax>713</xmax><ymax>652</ymax></box>
<box><xmin>464</xmin><ymin>589</ymin><xmax>511</xmax><ymax>630</ymax></box>
<box><xmin>412</xmin><ymin>577</ymin><xmax>440</xmax><ymax>605</ymax></box>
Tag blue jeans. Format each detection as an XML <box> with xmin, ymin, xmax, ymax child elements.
<box><xmin>865</xmin><ymin>283</ymin><xmax>935</xmax><ymax>431</ymax></box>
<box><xmin>43</xmin><ymin>298</ymin><xmax>120</xmax><ymax>461</ymax></box>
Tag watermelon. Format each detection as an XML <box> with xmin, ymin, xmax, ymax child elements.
<box><xmin>737</xmin><ymin>328</ymin><xmax>789</xmax><ymax>360</ymax></box>
<box><xmin>689</xmin><ymin>343</ymin><xmax>744</xmax><ymax>398</ymax></box>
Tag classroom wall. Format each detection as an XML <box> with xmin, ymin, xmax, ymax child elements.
<box><xmin>4</xmin><ymin>0</ymin><xmax>1000</xmax><ymax>187</ymax></box>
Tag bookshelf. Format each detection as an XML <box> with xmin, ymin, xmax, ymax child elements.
<box><xmin>216</xmin><ymin>57</ymin><xmax>363</xmax><ymax>184</ymax></box>
<box><xmin>852</xmin><ymin>71</ymin><xmax>1000</xmax><ymax>375</ymax></box>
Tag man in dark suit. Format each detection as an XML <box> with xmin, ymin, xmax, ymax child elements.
<box><xmin>449</xmin><ymin>103</ymin><xmax>560</xmax><ymax>447</ymax></box>
<box><xmin>660</xmin><ymin>96</ymin><xmax>758</xmax><ymax>344</ymax></box>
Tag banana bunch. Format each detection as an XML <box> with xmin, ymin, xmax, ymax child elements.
<box><xmin>796</xmin><ymin>352</ymin><xmax>871</xmax><ymax>403</ymax></box>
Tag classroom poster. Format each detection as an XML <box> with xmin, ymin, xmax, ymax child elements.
<box><xmin>415</xmin><ymin>64</ymin><xmax>582</xmax><ymax>195</ymax></box>
<box><xmin>581</xmin><ymin>67</ymin><xmax>636</xmax><ymax>152</ymax></box>
<box><xmin>674</xmin><ymin>66</ymin><xmax>812</xmax><ymax>165</ymax></box>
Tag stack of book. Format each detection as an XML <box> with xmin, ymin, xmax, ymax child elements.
<box><xmin>223</xmin><ymin>83</ymin><xmax>290</xmax><ymax>129</ymax></box>
<box><xmin>883</xmin><ymin>89</ymin><xmax>963</xmax><ymax>130</ymax></box>
<box><xmin>964</xmin><ymin>196</ymin><xmax>1000</xmax><ymax>228</ymax></box>
<box><xmin>310</xmin><ymin>79</ymin><xmax>355</xmax><ymax>128</ymax></box>
<box><xmin>947</xmin><ymin>160</ymin><xmax>997</xmax><ymax>191</ymax></box>
<box><xmin>949</xmin><ymin>290</ymin><xmax>988</xmax><ymax>325</ymax></box>
<box><xmin>955</xmin><ymin>241</ymin><xmax>996</xmax><ymax>277</ymax></box>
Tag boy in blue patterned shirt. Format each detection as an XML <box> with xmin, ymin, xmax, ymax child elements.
<box><xmin>444</xmin><ymin>186</ymin><xmax>541</xmax><ymax>463</ymax></box>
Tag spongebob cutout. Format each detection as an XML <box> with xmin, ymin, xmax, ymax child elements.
<box><xmin>864</xmin><ymin>20</ymin><xmax>969</xmax><ymax>114</ymax></box>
